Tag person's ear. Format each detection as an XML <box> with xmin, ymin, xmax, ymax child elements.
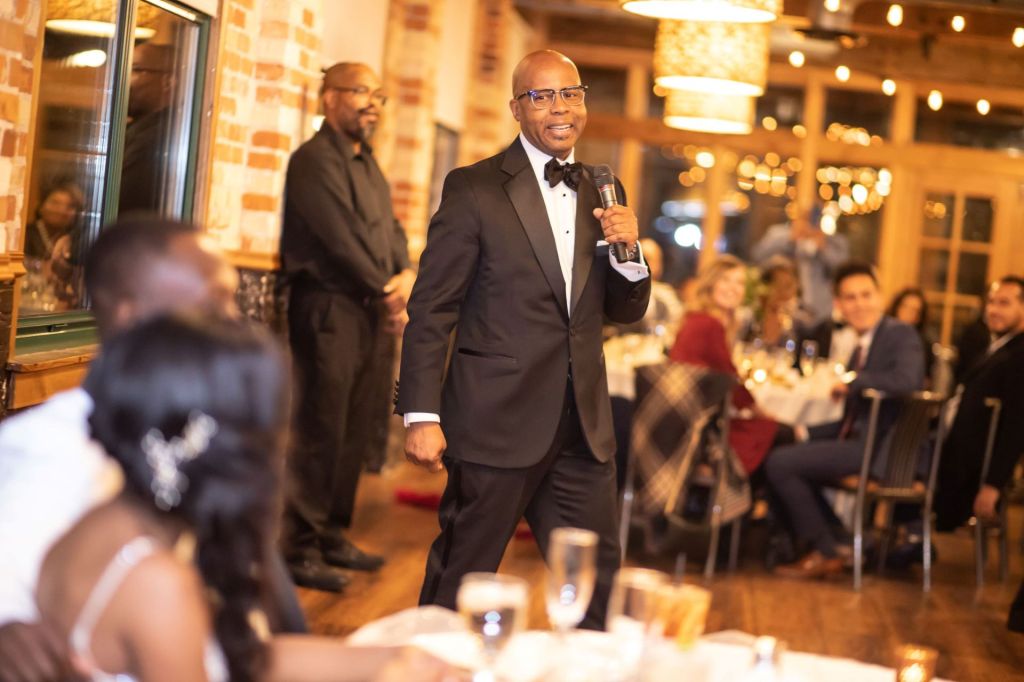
<box><xmin>509</xmin><ymin>98</ymin><xmax>522</xmax><ymax>122</ymax></box>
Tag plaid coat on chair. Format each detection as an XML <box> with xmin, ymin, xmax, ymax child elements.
<box><xmin>630</xmin><ymin>362</ymin><xmax>751</xmax><ymax>545</ymax></box>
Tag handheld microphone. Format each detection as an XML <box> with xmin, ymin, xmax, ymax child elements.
<box><xmin>593</xmin><ymin>164</ymin><xmax>630</xmax><ymax>263</ymax></box>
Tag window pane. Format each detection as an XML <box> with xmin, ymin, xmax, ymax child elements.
<box><xmin>118</xmin><ymin>1</ymin><xmax>201</xmax><ymax>217</ymax></box>
<box><xmin>922</xmin><ymin>192</ymin><xmax>953</xmax><ymax>238</ymax></box>
<box><xmin>576</xmin><ymin>65</ymin><xmax>626</xmax><ymax>116</ymax></box>
<box><xmin>915</xmin><ymin>99</ymin><xmax>1024</xmax><ymax>152</ymax></box>
<box><xmin>824</xmin><ymin>89</ymin><xmax>891</xmax><ymax>141</ymax></box>
<box><xmin>22</xmin><ymin>1</ymin><xmax>120</xmax><ymax>315</ymax></box>
<box><xmin>956</xmin><ymin>252</ymin><xmax>989</xmax><ymax>296</ymax></box>
<box><xmin>952</xmin><ymin>302</ymin><xmax>983</xmax><ymax>346</ymax></box>
<box><xmin>755</xmin><ymin>85</ymin><xmax>804</xmax><ymax>129</ymax></box>
<box><xmin>918</xmin><ymin>249</ymin><xmax>950</xmax><ymax>292</ymax></box>
<box><xmin>638</xmin><ymin>145</ymin><xmax>702</xmax><ymax>286</ymax></box>
<box><xmin>962</xmin><ymin>196</ymin><xmax>993</xmax><ymax>243</ymax></box>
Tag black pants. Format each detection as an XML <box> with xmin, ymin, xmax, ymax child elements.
<box><xmin>419</xmin><ymin>384</ymin><xmax>621</xmax><ymax>630</ymax></box>
<box><xmin>281</xmin><ymin>288</ymin><xmax>390</xmax><ymax>560</ymax></box>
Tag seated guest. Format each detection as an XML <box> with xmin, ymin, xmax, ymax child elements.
<box><xmin>935</xmin><ymin>276</ymin><xmax>1024</xmax><ymax>532</ymax></box>
<box><xmin>669</xmin><ymin>254</ymin><xmax>792</xmax><ymax>475</ymax></box>
<box><xmin>765</xmin><ymin>262</ymin><xmax>925</xmax><ymax>579</ymax></box>
<box><xmin>36</xmin><ymin>315</ymin><xmax>452</xmax><ymax>682</ymax></box>
<box><xmin>750</xmin><ymin>256</ymin><xmax>814</xmax><ymax>348</ymax></box>
<box><xmin>887</xmin><ymin>287</ymin><xmax>935</xmax><ymax>381</ymax></box>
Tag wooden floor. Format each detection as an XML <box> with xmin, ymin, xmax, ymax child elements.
<box><xmin>299</xmin><ymin>461</ymin><xmax>1024</xmax><ymax>682</ymax></box>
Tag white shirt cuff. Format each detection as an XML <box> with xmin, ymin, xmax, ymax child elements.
<box><xmin>607</xmin><ymin>240</ymin><xmax>650</xmax><ymax>282</ymax></box>
<box><xmin>404</xmin><ymin>412</ymin><xmax>441</xmax><ymax>427</ymax></box>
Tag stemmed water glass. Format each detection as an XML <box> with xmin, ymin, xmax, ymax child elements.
<box><xmin>800</xmin><ymin>340</ymin><xmax>819</xmax><ymax>378</ymax></box>
<box><xmin>457</xmin><ymin>572</ymin><xmax>528</xmax><ymax>682</ymax></box>
<box><xmin>545</xmin><ymin>527</ymin><xmax>598</xmax><ymax>637</ymax></box>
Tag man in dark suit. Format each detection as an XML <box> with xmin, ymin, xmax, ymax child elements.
<box><xmin>396</xmin><ymin>50</ymin><xmax>650</xmax><ymax>628</ymax></box>
<box><xmin>764</xmin><ymin>262</ymin><xmax>925</xmax><ymax>578</ymax></box>
<box><xmin>935</xmin><ymin>276</ymin><xmax>1024</xmax><ymax>532</ymax></box>
<box><xmin>279</xmin><ymin>63</ymin><xmax>415</xmax><ymax>592</ymax></box>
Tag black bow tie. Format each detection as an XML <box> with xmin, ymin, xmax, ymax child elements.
<box><xmin>543</xmin><ymin>157</ymin><xmax>582</xmax><ymax>191</ymax></box>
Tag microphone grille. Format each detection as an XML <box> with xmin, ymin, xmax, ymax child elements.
<box><xmin>594</xmin><ymin>164</ymin><xmax>614</xmax><ymax>187</ymax></box>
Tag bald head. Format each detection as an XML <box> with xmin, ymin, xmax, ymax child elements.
<box><xmin>320</xmin><ymin>61</ymin><xmax>383</xmax><ymax>145</ymax></box>
<box><xmin>321</xmin><ymin>62</ymin><xmax>374</xmax><ymax>96</ymax></box>
<box><xmin>509</xmin><ymin>50</ymin><xmax>586</xmax><ymax>160</ymax></box>
<box><xmin>511</xmin><ymin>50</ymin><xmax>579</xmax><ymax>96</ymax></box>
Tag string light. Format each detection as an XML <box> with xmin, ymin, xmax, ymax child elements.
<box><xmin>788</xmin><ymin>50</ymin><xmax>805</xmax><ymax>68</ymax></box>
<box><xmin>835</xmin><ymin>65</ymin><xmax>851</xmax><ymax>82</ymax></box>
<box><xmin>824</xmin><ymin>0</ymin><xmax>840</xmax><ymax>12</ymax></box>
<box><xmin>927</xmin><ymin>90</ymin><xmax>943</xmax><ymax>111</ymax></box>
<box><xmin>881</xmin><ymin>79</ymin><xmax>896</xmax><ymax>96</ymax></box>
<box><xmin>951</xmin><ymin>15</ymin><xmax>965</xmax><ymax>32</ymax></box>
<box><xmin>887</xmin><ymin>4</ymin><xmax>903</xmax><ymax>27</ymax></box>
<box><xmin>977</xmin><ymin>99</ymin><xmax>991</xmax><ymax>115</ymax></box>
<box><xmin>1013</xmin><ymin>27</ymin><xmax>1024</xmax><ymax>48</ymax></box>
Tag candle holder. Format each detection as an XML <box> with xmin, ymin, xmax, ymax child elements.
<box><xmin>895</xmin><ymin>644</ymin><xmax>938</xmax><ymax>682</ymax></box>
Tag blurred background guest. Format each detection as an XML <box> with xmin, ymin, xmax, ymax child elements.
<box><xmin>613</xmin><ymin>237</ymin><xmax>683</xmax><ymax>346</ymax></box>
<box><xmin>23</xmin><ymin>180</ymin><xmax>83</xmax><ymax>310</ymax></box>
<box><xmin>669</xmin><ymin>254</ymin><xmax>793</xmax><ymax>476</ymax></box>
<box><xmin>887</xmin><ymin>287</ymin><xmax>935</xmax><ymax>381</ymax></box>
<box><xmin>752</xmin><ymin>207</ymin><xmax>849</xmax><ymax>326</ymax></box>
<box><xmin>747</xmin><ymin>256</ymin><xmax>814</xmax><ymax>348</ymax></box>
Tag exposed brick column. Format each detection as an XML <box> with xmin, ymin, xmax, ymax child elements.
<box><xmin>375</xmin><ymin>0</ymin><xmax>441</xmax><ymax>261</ymax></box>
<box><xmin>0</xmin><ymin>0</ymin><xmax>39</xmax><ymax>253</ymax></box>
<box><xmin>204</xmin><ymin>0</ymin><xmax>321</xmax><ymax>255</ymax></box>
<box><xmin>458</xmin><ymin>0</ymin><xmax>517</xmax><ymax>167</ymax></box>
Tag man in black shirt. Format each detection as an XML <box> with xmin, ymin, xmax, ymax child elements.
<box><xmin>279</xmin><ymin>62</ymin><xmax>414</xmax><ymax>591</ymax></box>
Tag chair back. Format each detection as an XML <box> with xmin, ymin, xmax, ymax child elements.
<box><xmin>860</xmin><ymin>390</ymin><xmax>945</xmax><ymax>492</ymax></box>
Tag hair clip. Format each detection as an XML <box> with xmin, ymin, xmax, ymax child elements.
<box><xmin>141</xmin><ymin>411</ymin><xmax>218</xmax><ymax>510</ymax></box>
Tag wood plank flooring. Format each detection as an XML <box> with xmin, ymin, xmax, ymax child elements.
<box><xmin>299</xmin><ymin>462</ymin><xmax>1024</xmax><ymax>681</ymax></box>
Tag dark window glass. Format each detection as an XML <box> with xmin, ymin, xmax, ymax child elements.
<box><xmin>576</xmin><ymin>65</ymin><xmax>626</xmax><ymax>116</ymax></box>
<box><xmin>915</xmin><ymin>100</ymin><xmax>1024</xmax><ymax>152</ymax></box>
<box><xmin>824</xmin><ymin>89</ymin><xmax>892</xmax><ymax>141</ymax></box>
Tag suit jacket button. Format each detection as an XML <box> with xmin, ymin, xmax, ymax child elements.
<box><xmin>569</xmin><ymin>328</ymin><xmax>577</xmax><ymax>337</ymax></box>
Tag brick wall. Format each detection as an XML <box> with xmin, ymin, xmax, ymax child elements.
<box><xmin>0</xmin><ymin>0</ymin><xmax>39</xmax><ymax>254</ymax></box>
<box><xmin>204</xmin><ymin>0</ymin><xmax>322</xmax><ymax>256</ymax></box>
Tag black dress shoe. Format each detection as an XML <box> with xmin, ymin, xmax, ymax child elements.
<box><xmin>322</xmin><ymin>540</ymin><xmax>385</xmax><ymax>572</ymax></box>
<box><xmin>287</xmin><ymin>558</ymin><xmax>351</xmax><ymax>592</ymax></box>
<box><xmin>886</xmin><ymin>541</ymin><xmax>938</xmax><ymax>571</ymax></box>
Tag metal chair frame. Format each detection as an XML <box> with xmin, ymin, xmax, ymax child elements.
<box><xmin>852</xmin><ymin>389</ymin><xmax>947</xmax><ymax>592</ymax></box>
<box><xmin>973</xmin><ymin>397</ymin><xmax>1009</xmax><ymax>586</ymax></box>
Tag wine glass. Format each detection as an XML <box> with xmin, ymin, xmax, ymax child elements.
<box><xmin>457</xmin><ymin>573</ymin><xmax>528</xmax><ymax>681</ymax></box>
<box><xmin>800</xmin><ymin>340</ymin><xmax>819</xmax><ymax>378</ymax></box>
<box><xmin>606</xmin><ymin>568</ymin><xmax>669</xmax><ymax>679</ymax></box>
<box><xmin>546</xmin><ymin>527</ymin><xmax>598</xmax><ymax>637</ymax></box>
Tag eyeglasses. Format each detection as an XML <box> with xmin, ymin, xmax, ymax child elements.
<box><xmin>327</xmin><ymin>86</ymin><xmax>388</xmax><ymax>106</ymax></box>
<box><xmin>514</xmin><ymin>85</ymin><xmax>588</xmax><ymax>110</ymax></box>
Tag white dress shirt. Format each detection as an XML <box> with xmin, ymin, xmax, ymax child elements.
<box><xmin>0</xmin><ymin>388</ymin><xmax>122</xmax><ymax>624</ymax></box>
<box><xmin>405</xmin><ymin>134</ymin><xmax>649</xmax><ymax>426</ymax></box>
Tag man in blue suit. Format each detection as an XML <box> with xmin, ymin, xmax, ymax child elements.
<box><xmin>765</xmin><ymin>262</ymin><xmax>925</xmax><ymax>579</ymax></box>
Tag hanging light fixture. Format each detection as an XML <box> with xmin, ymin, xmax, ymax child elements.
<box><xmin>663</xmin><ymin>89</ymin><xmax>754</xmax><ymax>134</ymax></box>
<box><xmin>654</xmin><ymin>19</ymin><xmax>770</xmax><ymax>96</ymax></box>
<box><xmin>45</xmin><ymin>0</ymin><xmax>158</xmax><ymax>39</ymax></box>
<box><xmin>621</xmin><ymin>0</ymin><xmax>779</xmax><ymax>23</ymax></box>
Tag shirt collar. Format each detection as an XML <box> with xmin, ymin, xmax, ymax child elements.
<box><xmin>519</xmin><ymin>133</ymin><xmax>575</xmax><ymax>188</ymax></box>
<box><xmin>989</xmin><ymin>330</ymin><xmax>1020</xmax><ymax>355</ymax></box>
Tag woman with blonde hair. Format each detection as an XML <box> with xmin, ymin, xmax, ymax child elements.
<box><xmin>669</xmin><ymin>254</ymin><xmax>792</xmax><ymax>474</ymax></box>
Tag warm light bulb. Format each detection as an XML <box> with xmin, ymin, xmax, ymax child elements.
<box><xmin>977</xmin><ymin>99</ymin><xmax>991</xmax><ymax>115</ymax></box>
<box><xmin>951</xmin><ymin>15</ymin><xmax>965</xmax><ymax>32</ymax></box>
<box><xmin>887</xmin><ymin>4</ymin><xmax>903</xmax><ymax>27</ymax></box>
<box><xmin>824</xmin><ymin>0</ymin><xmax>840</xmax><ymax>12</ymax></box>
<box><xmin>835</xmin><ymin>65</ymin><xmax>851</xmax><ymax>82</ymax></box>
<box><xmin>789</xmin><ymin>50</ymin><xmax>806</xmax><ymax>68</ymax></box>
<box><xmin>927</xmin><ymin>90</ymin><xmax>943</xmax><ymax>111</ymax></box>
<box><xmin>1014</xmin><ymin>27</ymin><xmax>1024</xmax><ymax>48</ymax></box>
<box><xmin>881</xmin><ymin>79</ymin><xmax>896</xmax><ymax>96</ymax></box>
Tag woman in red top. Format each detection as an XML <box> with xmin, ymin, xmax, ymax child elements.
<box><xmin>669</xmin><ymin>254</ymin><xmax>791</xmax><ymax>474</ymax></box>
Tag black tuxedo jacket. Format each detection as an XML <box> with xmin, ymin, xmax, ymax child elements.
<box><xmin>937</xmin><ymin>332</ymin><xmax>1024</xmax><ymax>530</ymax></box>
<box><xmin>396</xmin><ymin>138</ymin><xmax>651</xmax><ymax>468</ymax></box>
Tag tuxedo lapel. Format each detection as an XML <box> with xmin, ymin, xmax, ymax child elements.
<box><xmin>501</xmin><ymin>140</ymin><xmax>569</xmax><ymax>319</ymax></box>
<box><xmin>569</xmin><ymin>165</ymin><xmax>601</xmax><ymax>318</ymax></box>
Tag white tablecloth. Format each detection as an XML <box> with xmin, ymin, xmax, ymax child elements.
<box><xmin>748</xmin><ymin>370</ymin><xmax>843</xmax><ymax>427</ymax></box>
<box><xmin>604</xmin><ymin>334</ymin><xmax>667</xmax><ymax>401</ymax></box>
<box><xmin>348</xmin><ymin>609</ymin><xmax>952</xmax><ymax>682</ymax></box>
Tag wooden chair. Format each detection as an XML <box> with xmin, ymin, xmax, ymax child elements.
<box><xmin>849</xmin><ymin>389</ymin><xmax>947</xmax><ymax>592</ymax></box>
<box><xmin>973</xmin><ymin>397</ymin><xmax>1010</xmax><ymax>586</ymax></box>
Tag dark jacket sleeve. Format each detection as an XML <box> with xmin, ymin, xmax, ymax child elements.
<box><xmin>395</xmin><ymin>168</ymin><xmax>481</xmax><ymax>415</ymax></box>
<box><xmin>987</xmin><ymin>355</ymin><xmax>1024</xmax><ymax>488</ymax></box>
<box><xmin>850</xmin><ymin>322</ymin><xmax>925</xmax><ymax>396</ymax></box>
<box><xmin>285</xmin><ymin>146</ymin><xmax>389</xmax><ymax>294</ymax></box>
<box><xmin>602</xmin><ymin>180</ymin><xmax>650</xmax><ymax>324</ymax></box>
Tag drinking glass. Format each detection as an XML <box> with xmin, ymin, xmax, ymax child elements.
<box><xmin>800</xmin><ymin>340</ymin><xmax>819</xmax><ymax>377</ymax></box>
<box><xmin>606</xmin><ymin>568</ymin><xmax>669</xmax><ymax>679</ymax></box>
<box><xmin>656</xmin><ymin>583</ymin><xmax>711</xmax><ymax>650</ymax></box>
<box><xmin>457</xmin><ymin>573</ymin><xmax>528</xmax><ymax>681</ymax></box>
<box><xmin>546</xmin><ymin>527</ymin><xmax>598</xmax><ymax>635</ymax></box>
